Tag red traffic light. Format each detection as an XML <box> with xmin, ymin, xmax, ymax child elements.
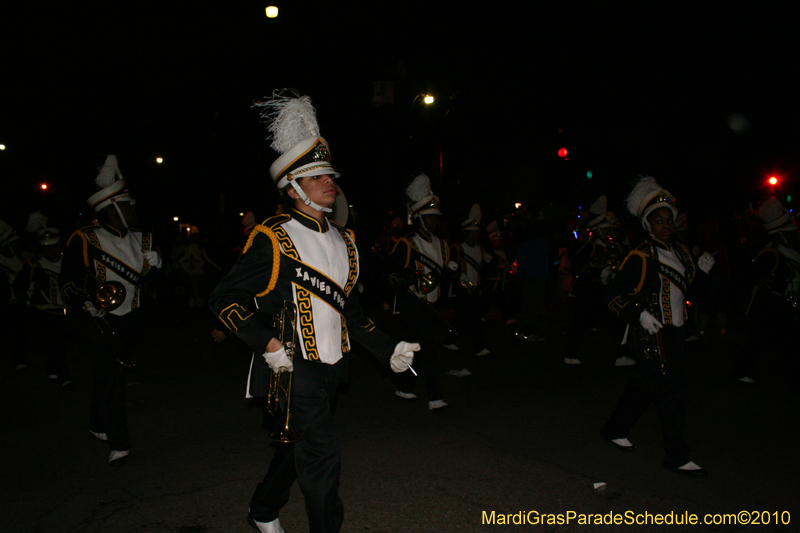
<box><xmin>558</xmin><ymin>147</ymin><xmax>568</xmax><ymax>159</ymax></box>
<box><xmin>768</xmin><ymin>176</ymin><xmax>778</xmax><ymax>186</ymax></box>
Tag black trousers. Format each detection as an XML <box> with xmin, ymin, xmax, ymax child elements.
<box><xmin>394</xmin><ymin>291</ymin><xmax>443</xmax><ymax>402</ymax></box>
<box><xmin>29</xmin><ymin>310</ymin><xmax>73</xmax><ymax>382</ymax></box>
<box><xmin>250</xmin><ymin>357</ymin><xmax>345</xmax><ymax>533</ymax></box>
<box><xmin>71</xmin><ymin>310</ymin><xmax>141</xmax><ymax>452</ymax></box>
<box><xmin>565</xmin><ymin>284</ymin><xmax>628</xmax><ymax>360</ymax></box>
<box><xmin>602</xmin><ymin>325</ymin><xmax>692</xmax><ymax>467</ymax></box>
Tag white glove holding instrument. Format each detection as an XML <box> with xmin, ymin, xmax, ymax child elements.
<box><xmin>263</xmin><ymin>346</ymin><xmax>293</xmax><ymax>373</ymax></box>
<box><xmin>600</xmin><ymin>265</ymin><xmax>614</xmax><ymax>286</ymax></box>
<box><xmin>639</xmin><ymin>309</ymin><xmax>663</xmax><ymax>335</ymax></box>
<box><xmin>697</xmin><ymin>252</ymin><xmax>715</xmax><ymax>274</ymax></box>
<box><xmin>83</xmin><ymin>301</ymin><xmax>106</xmax><ymax>318</ymax></box>
<box><xmin>143</xmin><ymin>250</ymin><xmax>163</xmax><ymax>269</ymax></box>
<box><xmin>389</xmin><ymin>341</ymin><xmax>420</xmax><ymax>373</ymax></box>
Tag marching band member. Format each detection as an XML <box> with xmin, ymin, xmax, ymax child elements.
<box><xmin>563</xmin><ymin>196</ymin><xmax>631</xmax><ymax>365</ymax></box>
<box><xmin>209</xmin><ymin>91</ymin><xmax>418</xmax><ymax>533</ymax></box>
<box><xmin>1</xmin><ymin>219</ymin><xmax>31</xmax><ymax>371</ymax></box>
<box><xmin>734</xmin><ymin>197</ymin><xmax>800</xmax><ymax>383</ymax></box>
<box><xmin>386</xmin><ymin>172</ymin><xmax>457</xmax><ymax>412</ymax></box>
<box><xmin>59</xmin><ymin>155</ymin><xmax>163</xmax><ymax>466</ymax></box>
<box><xmin>14</xmin><ymin>221</ymin><xmax>74</xmax><ymax>387</ymax></box>
<box><xmin>601</xmin><ymin>176</ymin><xmax>714</xmax><ymax>476</ymax></box>
<box><xmin>454</xmin><ymin>203</ymin><xmax>492</xmax><ymax>356</ymax></box>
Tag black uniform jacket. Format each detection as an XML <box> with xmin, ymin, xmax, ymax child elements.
<box><xmin>210</xmin><ymin>210</ymin><xmax>397</xmax><ymax>396</ymax></box>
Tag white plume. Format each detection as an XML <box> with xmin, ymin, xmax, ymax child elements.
<box><xmin>625</xmin><ymin>175</ymin><xmax>662</xmax><ymax>218</ymax></box>
<box><xmin>757</xmin><ymin>197</ymin><xmax>786</xmax><ymax>224</ymax></box>
<box><xmin>95</xmin><ymin>155</ymin><xmax>122</xmax><ymax>189</ymax></box>
<box><xmin>406</xmin><ymin>173</ymin><xmax>433</xmax><ymax>202</ymax></box>
<box><xmin>468</xmin><ymin>203</ymin><xmax>481</xmax><ymax>223</ymax></box>
<box><xmin>26</xmin><ymin>211</ymin><xmax>48</xmax><ymax>234</ymax></box>
<box><xmin>589</xmin><ymin>195</ymin><xmax>607</xmax><ymax>216</ymax></box>
<box><xmin>254</xmin><ymin>89</ymin><xmax>320</xmax><ymax>154</ymax></box>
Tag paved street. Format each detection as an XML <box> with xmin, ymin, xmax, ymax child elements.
<box><xmin>2</xmin><ymin>300</ymin><xmax>798</xmax><ymax>533</ymax></box>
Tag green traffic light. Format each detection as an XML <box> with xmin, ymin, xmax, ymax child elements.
<box><xmin>586</xmin><ymin>170</ymin><xmax>593</xmax><ymax>180</ymax></box>
<box><xmin>787</xmin><ymin>195</ymin><xmax>792</xmax><ymax>203</ymax></box>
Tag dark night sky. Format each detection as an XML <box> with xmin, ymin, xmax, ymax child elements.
<box><xmin>2</xmin><ymin>2</ymin><xmax>799</xmax><ymax>240</ymax></box>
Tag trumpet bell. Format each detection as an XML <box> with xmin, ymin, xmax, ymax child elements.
<box><xmin>96</xmin><ymin>281</ymin><xmax>127</xmax><ymax>312</ymax></box>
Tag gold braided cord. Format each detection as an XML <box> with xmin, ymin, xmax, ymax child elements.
<box><xmin>243</xmin><ymin>224</ymin><xmax>282</xmax><ymax>297</ymax></box>
<box><xmin>619</xmin><ymin>249</ymin><xmax>648</xmax><ymax>296</ymax></box>
<box><xmin>392</xmin><ymin>237</ymin><xmax>412</xmax><ymax>268</ymax></box>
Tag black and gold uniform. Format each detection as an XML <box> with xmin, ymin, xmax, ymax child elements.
<box><xmin>210</xmin><ymin>209</ymin><xmax>399</xmax><ymax>532</ymax></box>
<box><xmin>735</xmin><ymin>200</ymin><xmax>800</xmax><ymax>382</ymax></box>
<box><xmin>387</xmin><ymin>223</ymin><xmax>456</xmax><ymax>406</ymax></box>
<box><xmin>600</xmin><ymin>175</ymin><xmax>712</xmax><ymax>476</ymax></box>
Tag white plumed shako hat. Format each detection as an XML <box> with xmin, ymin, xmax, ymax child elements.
<box><xmin>757</xmin><ymin>197</ymin><xmax>797</xmax><ymax>233</ymax></box>
<box><xmin>406</xmin><ymin>173</ymin><xmax>440</xmax><ymax>223</ymax></box>
<box><xmin>625</xmin><ymin>175</ymin><xmax>677</xmax><ymax>229</ymax></box>
<box><xmin>461</xmin><ymin>204</ymin><xmax>481</xmax><ymax>231</ymax></box>
<box><xmin>87</xmin><ymin>155</ymin><xmax>134</xmax><ymax>213</ymax></box>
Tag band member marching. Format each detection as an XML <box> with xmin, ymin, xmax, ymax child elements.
<box><xmin>601</xmin><ymin>176</ymin><xmax>714</xmax><ymax>476</ymax></box>
<box><xmin>13</xmin><ymin>221</ymin><xmax>74</xmax><ymax>387</ymax></box>
<box><xmin>734</xmin><ymin>197</ymin><xmax>800</xmax><ymax>383</ymax></box>
<box><xmin>59</xmin><ymin>155</ymin><xmax>163</xmax><ymax>466</ymax></box>
<box><xmin>386</xmin><ymin>172</ymin><xmax>458</xmax><ymax>411</ymax></box>
<box><xmin>452</xmin><ymin>203</ymin><xmax>492</xmax><ymax>356</ymax></box>
<box><xmin>209</xmin><ymin>90</ymin><xmax>418</xmax><ymax>533</ymax></box>
<box><xmin>564</xmin><ymin>195</ymin><xmax>631</xmax><ymax>366</ymax></box>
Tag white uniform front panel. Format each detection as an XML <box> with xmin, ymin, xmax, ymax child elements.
<box><xmin>284</xmin><ymin>218</ymin><xmax>356</xmax><ymax>364</ymax></box>
<box><xmin>93</xmin><ymin>228</ymin><xmax>147</xmax><ymax>316</ymax></box>
<box><xmin>657</xmin><ymin>247</ymin><xmax>686</xmax><ymax>327</ymax></box>
<box><xmin>412</xmin><ymin>234</ymin><xmax>444</xmax><ymax>303</ymax></box>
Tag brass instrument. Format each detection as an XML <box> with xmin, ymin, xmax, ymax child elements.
<box><xmin>95</xmin><ymin>281</ymin><xmax>126</xmax><ymax>312</ymax></box>
<box><xmin>417</xmin><ymin>271</ymin><xmax>440</xmax><ymax>294</ymax></box>
<box><xmin>409</xmin><ymin>271</ymin><xmax>457</xmax><ymax>335</ymax></box>
<box><xmin>267</xmin><ymin>301</ymin><xmax>305</xmax><ymax>443</ymax></box>
<box><xmin>460</xmin><ymin>277</ymin><xmax>478</xmax><ymax>294</ymax></box>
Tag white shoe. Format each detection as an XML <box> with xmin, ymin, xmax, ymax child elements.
<box><xmin>738</xmin><ymin>376</ymin><xmax>755</xmax><ymax>383</ymax></box>
<box><xmin>47</xmin><ymin>374</ymin><xmax>59</xmax><ymax>380</ymax></box>
<box><xmin>615</xmin><ymin>356</ymin><xmax>636</xmax><ymax>367</ymax></box>
<box><xmin>428</xmin><ymin>400</ymin><xmax>449</xmax><ymax>411</ymax></box>
<box><xmin>109</xmin><ymin>450</ymin><xmax>129</xmax><ymax>466</ymax></box>
<box><xmin>90</xmin><ymin>430</ymin><xmax>108</xmax><ymax>441</ymax></box>
<box><xmin>442</xmin><ymin>343</ymin><xmax>459</xmax><ymax>351</ymax></box>
<box><xmin>475</xmin><ymin>348</ymin><xmax>491</xmax><ymax>356</ymax></box>
<box><xmin>395</xmin><ymin>390</ymin><xmax>418</xmax><ymax>400</ymax></box>
<box><xmin>563</xmin><ymin>357</ymin><xmax>582</xmax><ymax>365</ymax></box>
<box><xmin>248</xmin><ymin>515</ymin><xmax>285</xmax><ymax>533</ymax></box>
<box><xmin>15</xmin><ymin>363</ymin><xmax>28</xmax><ymax>371</ymax></box>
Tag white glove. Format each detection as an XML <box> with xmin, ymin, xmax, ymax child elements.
<box><xmin>600</xmin><ymin>265</ymin><xmax>614</xmax><ymax>286</ymax></box>
<box><xmin>262</xmin><ymin>347</ymin><xmax>293</xmax><ymax>373</ymax></box>
<box><xmin>390</xmin><ymin>341</ymin><xmax>420</xmax><ymax>373</ymax></box>
<box><xmin>143</xmin><ymin>250</ymin><xmax>163</xmax><ymax>269</ymax></box>
<box><xmin>697</xmin><ymin>252</ymin><xmax>715</xmax><ymax>274</ymax></box>
<box><xmin>408</xmin><ymin>286</ymin><xmax>425</xmax><ymax>299</ymax></box>
<box><xmin>446</xmin><ymin>260</ymin><xmax>458</xmax><ymax>271</ymax></box>
<box><xmin>83</xmin><ymin>301</ymin><xmax>106</xmax><ymax>318</ymax></box>
<box><xmin>639</xmin><ymin>309</ymin><xmax>663</xmax><ymax>335</ymax></box>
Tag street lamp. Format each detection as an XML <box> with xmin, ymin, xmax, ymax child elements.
<box><xmin>412</xmin><ymin>94</ymin><xmax>434</xmax><ymax>108</ymax></box>
<box><xmin>156</xmin><ymin>157</ymin><xmax>163</xmax><ymax>164</ymax></box>
<box><xmin>266</xmin><ymin>6</ymin><xmax>278</xmax><ymax>18</ymax></box>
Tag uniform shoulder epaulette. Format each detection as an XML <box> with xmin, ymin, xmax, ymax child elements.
<box><xmin>242</xmin><ymin>217</ymin><xmax>286</xmax><ymax>297</ymax></box>
<box><xmin>261</xmin><ymin>214</ymin><xmax>291</xmax><ymax>229</ymax></box>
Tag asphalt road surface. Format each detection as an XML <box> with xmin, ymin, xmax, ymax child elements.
<box><xmin>2</xmin><ymin>299</ymin><xmax>798</xmax><ymax>533</ymax></box>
